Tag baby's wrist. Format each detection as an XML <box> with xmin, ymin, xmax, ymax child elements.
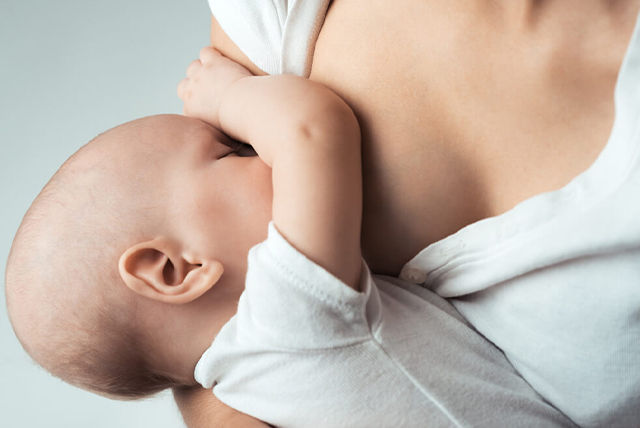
<box><xmin>215</xmin><ymin>75</ymin><xmax>256</xmax><ymax>129</ymax></box>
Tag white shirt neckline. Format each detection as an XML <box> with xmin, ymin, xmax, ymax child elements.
<box><xmin>400</xmin><ymin>10</ymin><xmax>640</xmax><ymax>287</ymax></box>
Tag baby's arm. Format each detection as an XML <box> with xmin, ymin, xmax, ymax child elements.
<box><xmin>179</xmin><ymin>48</ymin><xmax>362</xmax><ymax>288</ymax></box>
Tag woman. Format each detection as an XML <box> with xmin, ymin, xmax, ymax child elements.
<box><xmin>175</xmin><ymin>1</ymin><xmax>640</xmax><ymax>425</ymax></box>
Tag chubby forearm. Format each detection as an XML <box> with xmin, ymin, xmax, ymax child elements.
<box><xmin>219</xmin><ymin>75</ymin><xmax>364</xmax><ymax>288</ymax></box>
<box><xmin>272</xmin><ymin>116</ymin><xmax>363</xmax><ymax>289</ymax></box>
<box><xmin>218</xmin><ymin>75</ymin><xmax>353</xmax><ymax>164</ymax></box>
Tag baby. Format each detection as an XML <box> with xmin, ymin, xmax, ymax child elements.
<box><xmin>5</xmin><ymin>49</ymin><xmax>571</xmax><ymax>426</ymax></box>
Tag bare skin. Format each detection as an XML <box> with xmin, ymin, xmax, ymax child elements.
<box><xmin>176</xmin><ymin>0</ymin><xmax>640</xmax><ymax>425</ymax></box>
<box><xmin>314</xmin><ymin>0</ymin><xmax>640</xmax><ymax>274</ymax></box>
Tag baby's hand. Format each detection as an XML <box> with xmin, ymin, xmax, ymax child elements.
<box><xmin>177</xmin><ymin>47</ymin><xmax>253</xmax><ymax>127</ymax></box>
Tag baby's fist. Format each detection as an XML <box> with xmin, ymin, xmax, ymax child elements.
<box><xmin>177</xmin><ymin>47</ymin><xmax>253</xmax><ymax>127</ymax></box>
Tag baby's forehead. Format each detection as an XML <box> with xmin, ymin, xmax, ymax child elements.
<box><xmin>127</xmin><ymin>115</ymin><xmax>232</xmax><ymax>159</ymax></box>
<box><xmin>64</xmin><ymin>115</ymin><xmax>229</xmax><ymax>178</ymax></box>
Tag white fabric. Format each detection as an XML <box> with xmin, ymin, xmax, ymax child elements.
<box><xmin>400</xmin><ymin>12</ymin><xmax>640</xmax><ymax>428</ymax></box>
<box><xmin>208</xmin><ymin>0</ymin><xmax>330</xmax><ymax>76</ymax></box>
<box><xmin>195</xmin><ymin>223</ymin><xmax>573</xmax><ymax>428</ymax></box>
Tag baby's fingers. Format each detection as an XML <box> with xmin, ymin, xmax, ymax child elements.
<box><xmin>199</xmin><ymin>46</ymin><xmax>221</xmax><ymax>64</ymax></box>
<box><xmin>177</xmin><ymin>78</ymin><xmax>190</xmax><ymax>101</ymax></box>
<box><xmin>186</xmin><ymin>59</ymin><xmax>202</xmax><ymax>78</ymax></box>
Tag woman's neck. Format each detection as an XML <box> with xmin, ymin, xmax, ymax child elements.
<box><xmin>481</xmin><ymin>0</ymin><xmax>636</xmax><ymax>28</ymax></box>
<box><xmin>483</xmin><ymin>0</ymin><xmax>639</xmax><ymax>49</ymax></box>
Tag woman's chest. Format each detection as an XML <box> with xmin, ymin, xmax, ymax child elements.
<box><xmin>311</xmin><ymin>0</ymin><xmax>623</xmax><ymax>274</ymax></box>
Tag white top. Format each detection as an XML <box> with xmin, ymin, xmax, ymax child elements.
<box><xmin>195</xmin><ymin>224</ymin><xmax>573</xmax><ymax>428</ymax></box>
<box><xmin>400</xmin><ymin>12</ymin><xmax>640</xmax><ymax>428</ymax></box>
<box><xmin>208</xmin><ymin>0</ymin><xmax>330</xmax><ymax>76</ymax></box>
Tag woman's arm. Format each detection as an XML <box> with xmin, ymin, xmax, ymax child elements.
<box><xmin>173</xmin><ymin>386</ymin><xmax>270</xmax><ymax>428</ymax></box>
<box><xmin>209</xmin><ymin>15</ymin><xmax>266</xmax><ymax>76</ymax></box>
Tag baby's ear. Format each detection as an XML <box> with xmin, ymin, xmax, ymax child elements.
<box><xmin>118</xmin><ymin>238</ymin><xmax>223</xmax><ymax>304</ymax></box>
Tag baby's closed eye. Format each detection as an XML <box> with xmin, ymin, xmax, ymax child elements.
<box><xmin>225</xmin><ymin>139</ymin><xmax>256</xmax><ymax>157</ymax></box>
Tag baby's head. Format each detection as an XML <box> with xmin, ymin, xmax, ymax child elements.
<box><xmin>5</xmin><ymin>114</ymin><xmax>272</xmax><ymax>398</ymax></box>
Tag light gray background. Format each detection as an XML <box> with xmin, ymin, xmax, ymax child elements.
<box><xmin>1</xmin><ymin>1</ymin><xmax>212</xmax><ymax>426</ymax></box>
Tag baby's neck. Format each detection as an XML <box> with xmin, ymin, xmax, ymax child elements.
<box><xmin>140</xmin><ymin>280</ymin><xmax>244</xmax><ymax>386</ymax></box>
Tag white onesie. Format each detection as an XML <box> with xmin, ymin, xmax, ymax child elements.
<box><xmin>195</xmin><ymin>223</ymin><xmax>572</xmax><ymax>428</ymax></box>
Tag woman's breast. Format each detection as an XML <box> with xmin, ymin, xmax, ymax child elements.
<box><xmin>310</xmin><ymin>0</ymin><xmax>620</xmax><ymax>275</ymax></box>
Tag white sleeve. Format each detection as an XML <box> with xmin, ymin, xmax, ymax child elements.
<box><xmin>193</xmin><ymin>223</ymin><xmax>387</xmax><ymax>427</ymax></box>
<box><xmin>208</xmin><ymin>0</ymin><xmax>330</xmax><ymax>76</ymax></box>
<box><xmin>238</xmin><ymin>222</ymin><xmax>375</xmax><ymax>348</ymax></box>
<box><xmin>194</xmin><ymin>222</ymin><xmax>376</xmax><ymax>384</ymax></box>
